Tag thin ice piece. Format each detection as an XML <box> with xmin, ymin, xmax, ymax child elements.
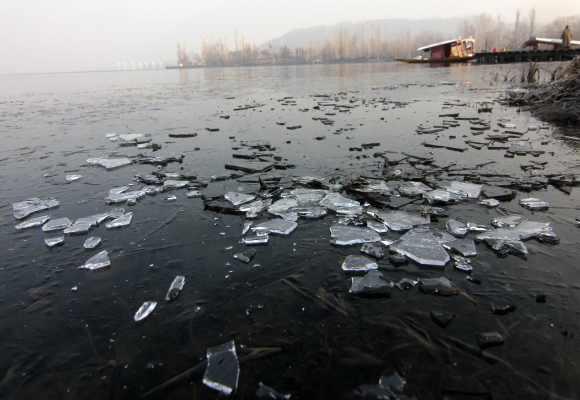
<box><xmin>165</xmin><ymin>276</ymin><xmax>186</xmax><ymax>301</ymax></box>
<box><xmin>491</xmin><ymin>215</ymin><xmax>524</xmax><ymax>228</ymax></box>
<box><xmin>83</xmin><ymin>236</ymin><xmax>102</xmax><ymax>249</ymax></box>
<box><xmin>424</xmin><ymin>189</ymin><xmax>463</xmax><ymax>205</ymax></box>
<box><xmin>349</xmin><ymin>270</ymin><xmax>391</xmax><ymax>296</ymax></box>
<box><xmin>366</xmin><ymin>220</ymin><xmax>388</xmax><ymax>233</ymax></box>
<box><xmin>65</xmin><ymin>174</ymin><xmax>82</xmax><ymax>183</ymax></box>
<box><xmin>397</xmin><ymin>181</ymin><xmax>432</xmax><ymax>197</ymax></box>
<box><xmin>15</xmin><ymin>215</ymin><xmax>50</xmax><ymax>230</ymax></box>
<box><xmin>225</xmin><ymin>192</ymin><xmax>256</xmax><ymax>206</ymax></box>
<box><xmin>390</xmin><ymin>227</ymin><xmax>453</xmax><ymax>267</ymax></box>
<box><xmin>252</xmin><ymin>219</ymin><xmax>297</xmax><ymax>236</ymax></box>
<box><xmin>443</xmin><ymin>238</ymin><xmax>477</xmax><ymax>257</ymax></box>
<box><xmin>79</xmin><ymin>250</ymin><xmax>111</xmax><ymax>270</ymax></box>
<box><xmin>341</xmin><ymin>255</ymin><xmax>379</xmax><ymax>272</ymax></box>
<box><xmin>42</xmin><ymin>217</ymin><xmax>72</xmax><ymax>232</ymax></box>
<box><xmin>87</xmin><ymin>157</ymin><xmax>132</xmax><ymax>170</ymax></box>
<box><xmin>242</xmin><ymin>233</ymin><xmax>269</xmax><ymax>245</ymax></box>
<box><xmin>376</xmin><ymin>210</ymin><xmax>430</xmax><ymax>232</ymax></box>
<box><xmin>106</xmin><ymin>212</ymin><xmax>133</xmax><ymax>229</ymax></box>
<box><xmin>443</xmin><ymin>181</ymin><xmax>482</xmax><ymax>199</ymax></box>
<box><xmin>319</xmin><ymin>193</ymin><xmax>362</xmax><ymax>215</ymax></box>
<box><xmin>419</xmin><ymin>277</ymin><xmax>459</xmax><ymax>296</ymax></box>
<box><xmin>64</xmin><ymin>221</ymin><xmax>92</xmax><ymax>235</ymax></box>
<box><xmin>330</xmin><ymin>225</ymin><xmax>381</xmax><ymax>246</ymax></box>
<box><xmin>134</xmin><ymin>301</ymin><xmax>157</xmax><ymax>322</ymax></box>
<box><xmin>446</xmin><ymin>219</ymin><xmax>468</xmax><ymax>237</ymax></box>
<box><xmin>44</xmin><ymin>236</ymin><xmax>64</xmax><ymax>248</ymax></box>
<box><xmin>520</xmin><ymin>197</ymin><xmax>550</xmax><ymax>211</ymax></box>
<box><xmin>13</xmin><ymin>198</ymin><xmax>59</xmax><ymax>220</ymax></box>
<box><xmin>203</xmin><ymin>340</ymin><xmax>240</xmax><ymax>396</ymax></box>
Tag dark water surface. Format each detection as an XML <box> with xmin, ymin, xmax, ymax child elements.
<box><xmin>1</xmin><ymin>63</ymin><xmax>579</xmax><ymax>399</ymax></box>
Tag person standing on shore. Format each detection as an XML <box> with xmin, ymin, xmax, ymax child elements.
<box><xmin>561</xmin><ymin>25</ymin><xmax>572</xmax><ymax>48</ymax></box>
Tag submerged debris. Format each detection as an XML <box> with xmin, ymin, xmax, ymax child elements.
<box><xmin>419</xmin><ymin>277</ymin><xmax>459</xmax><ymax>296</ymax></box>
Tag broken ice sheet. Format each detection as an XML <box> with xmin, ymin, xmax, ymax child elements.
<box><xmin>366</xmin><ymin>219</ymin><xmax>388</xmax><ymax>233</ymax></box>
<box><xmin>446</xmin><ymin>219</ymin><xmax>468</xmax><ymax>238</ymax></box>
<box><xmin>292</xmin><ymin>206</ymin><xmax>327</xmax><ymax>219</ymax></box>
<box><xmin>63</xmin><ymin>221</ymin><xmax>92</xmax><ymax>235</ymax></box>
<box><xmin>105</xmin><ymin>212</ymin><xmax>133</xmax><ymax>229</ymax></box>
<box><xmin>419</xmin><ymin>277</ymin><xmax>459</xmax><ymax>296</ymax></box>
<box><xmin>256</xmin><ymin>382</ymin><xmax>291</xmax><ymax>400</ymax></box>
<box><xmin>289</xmin><ymin>188</ymin><xmax>328</xmax><ymax>204</ymax></box>
<box><xmin>42</xmin><ymin>217</ymin><xmax>72</xmax><ymax>232</ymax></box>
<box><xmin>165</xmin><ymin>275</ymin><xmax>185</xmax><ymax>301</ymax></box>
<box><xmin>15</xmin><ymin>215</ymin><xmax>50</xmax><ymax>230</ymax></box>
<box><xmin>44</xmin><ymin>236</ymin><xmax>65</xmax><ymax>248</ymax></box>
<box><xmin>442</xmin><ymin>181</ymin><xmax>482</xmax><ymax>199</ymax></box>
<box><xmin>163</xmin><ymin>179</ymin><xmax>189</xmax><ymax>191</ymax></box>
<box><xmin>252</xmin><ymin>219</ymin><xmax>297</xmax><ymax>236</ymax></box>
<box><xmin>443</xmin><ymin>238</ymin><xmax>477</xmax><ymax>257</ymax></box>
<box><xmin>397</xmin><ymin>181</ymin><xmax>432</xmax><ymax>197</ymax></box>
<box><xmin>13</xmin><ymin>198</ymin><xmax>59</xmax><ymax>220</ymax></box>
<box><xmin>349</xmin><ymin>270</ymin><xmax>391</xmax><ymax>296</ymax></box>
<box><xmin>476</xmin><ymin>229</ymin><xmax>528</xmax><ymax>257</ymax></box>
<box><xmin>390</xmin><ymin>227</ymin><xmax>454</xmax><ymax>267</ymax></box>
<box><xmin>361</xmin><ymin>242</ymin><xmax>385</xmax><ymax>259</ymax></box>
<box><xmin>83</xmin><ymin>236</ymin><xmax>102</xmax><ymax>249</ymax></box>
<box><xmin>133</xmin><ymin>301</ymin><xmax>157</xmax><ymax>322</ymax></box>
<box><xmin>225</xmin><ymin>192</ymin><xmax>256</xmax><ymax>206</ymax></box>
<box><xmin>268</xmin><ymin>198</ymin><xmax>298</xmax><ymax>220</ymax></box>
<box><xmin>242</xmin><ymin>233</ymin><xmax>270</xmax><ymax>245</ymax></box>
<box><xmin>203</xmin><ymin>340</ymin><xmax>240</xmax><ymax>396</ymax></box>
<box><xmin>341</xmin><ymin>255</ymin><xmax>379</xmax><ymax>272</ymax></box>
<box><xmin>424</xmin><ymin>189</ymin><xmax>463</xmax><ymax>205</ymax></box>
<box><xmin>239</xmin><ymin>199</ymin><xmax>269</xmax><ymax>218</ymax></box>
<box><xmin>330</xmin><ymin>225</ymin><xmax>381</xmax><ymax>246</ymax></box>
<box><xmin>374</xmin><ymin>210</ymin><xmax>430</xmax><ymax>232</ymax></box>
<box><xmin>87</xmin><ymin>157</ymin><xmax>132</xmax><ymax>170</ymax></box>
<box><xmin>491</xmin><ymin>215</ymin><xmax>524</xmax><ymax>228</ymax></box>
<box><xmin>520</xmin><ymin>197</ymin><xmax>550</xmax><ymax>211</ymax></box>
<box><xmin>319</xmin><ymin>193</ymin><xmax>362</xmax><ymax>215</ymax></box>
<box><xmin>106</xmin><ymin>189</ymin><xmax>147</xmax><ymax>204</ymax></box>
<box><xmin>79</xmin><ymin>250</ymin><xmax>111</xmax><ymax>270</ymax></box>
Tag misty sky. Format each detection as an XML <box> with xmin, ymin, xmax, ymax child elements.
<box><xmin>1</xmin><ymin>0</ymin><xmax>579</xmax><ymax>73</ymax></box>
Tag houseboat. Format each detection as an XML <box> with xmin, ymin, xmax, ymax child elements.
<box><xmin>398</xmin><ymin>37</ymin><xmax>476</xmax><ymax>64</ymax></box>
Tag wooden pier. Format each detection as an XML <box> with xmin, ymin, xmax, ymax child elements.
<box><xmin>475</xmin><ymin>49</ymin><xmax>580</xmax><ymax>64</ymax></box>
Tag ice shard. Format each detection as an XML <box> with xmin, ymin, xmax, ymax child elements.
<box><xmin>491</xmin><ymin>215</ymin><xmax>524</xmax><ymax>228</ymax></box>
<box><xmin>83</xmin><ymin>236</ymin><xmax>102</xmax><ymax>249</ymax></box>
<box><xmin>133</xmin><ymin>301</ymin><xmax>157</xmax><ymax>322</ymax></box>
<box><xmin>65</xmin><ymin>174</ymin><xmax>83</xmax><ymax>183</ymax></box>
<box><xmin>106</xmin><ymin>189</ymin><xmax>147</xmax><ymax>204</ymax></box>
<box><xmin>319</xmin><ymin>193</ymin><xmax>362</xmax><ymax>215</ymax></box>
<box><xmin>360</xmin><ymin>242</ymin><xmax>385</xmax><ymax>259</ymax></box>
<box><xmin>479</xmin><ymin>199</ymin><xmax>500</xmax><ymax>208</ymax></box>
<box><xmin>42</xmin><ymin>217</ymin><xmax>72</xmax><ymax>232</ymax></box>
<box><xmin>349</xmin><ymin>271</ymin><xmax>391</xmax><ymax>296</ymax></box>
<box><xmin>87</xmin><ymin>157</ymin><xmax>132</xmax><ymax>170</ymax></box>
<box><xmin>341</xmin><ymin>255</ymin><xmax>379</xmax><ymax>272</ymax></box>
<box><xmin>63</xmin><ymin>221</ymin><xmax>92</xmax><ymax>235</ymax></box>
<box><xmin>397</xmin><ymin>181</ymin><xmax>432</xmax><ymax>197</ymax></box>
<box><xmin>419</xmin><ymin>277</ymin><xmax>459</xmax><ymax>296</ymax></box>
<box><xmin>12</xmin><ymin>198</ymin><xmax>59</xmax><ymax>220</ymax></box>
<box><xmin>443</xmin><ymin>238</ymin><xmax>477</xmax><ymax>257</ymax></box>
<box><xmin>165</xmin><ymin>276</ymin><xmax>186</xmax><ymax>301</ymax></box>
<box><xmin>330</xmin><ymin>225</ymin><xmax>381</xmax><ymax>246</ymax></box>
<box><xmin>424</xmin><ymin>189</ymin><xmax>463</xmax><ymax>205</ymax></box>
<box><xmin>366</xmin><ymin>220</ymin><xmax>388</xmax><ymax>233</ymax></box>
<box><xmin>203</xmin><ymin>340</ymin><xmax>240</xmax><ymax>396</ymax></box>
<box><xmin>520</xmin><ymin>197</ymin><xmax>550</xmax><ymax>211</ymax></box>
<box><xmin>390</xmin><ymin>227</ymin><xmax>453</xmax><ymax>267</ymax></box>
<box><xmin>224</xmin><ymin>192</ymin><xmax>256</xmax><ymax>206</ymax></box>
<box><xmin>442</xmin><ymin>181</ymin><xmax>482</xmax><ymax>199</ymax></box>
<box><xmin>242</xmin><ymin>233</ymin><xmax>270</xmax><ymax>245</ymax></box>
<box><xmin>375</xmin><ymin>211</ymin><xmax>430</xmax><ymax>232</ymax></box>
<box><xmin>15</xmin><ymin>215</ymin><xmax>50</xmax><ymax>230</ymax></box>
<box><xmin>446</xmin><ymin>219</ymin><xmax>468</xmax><ymax>238</ymax></box>
<box><xmin>44</xmin><ymin>236</ymin><xmax>65</xmax><ymax>248</ymax></box>
<box><xmin>79</xmin><ymin>250</ymin><xmax>111</xmax><ymax>270</ymax></box>
<box><xmin>105</xmin><ymin>212</ymin><xmax>133</xmax><ymax>229</ymax></box>
<box><xmin>252</xmin><ymin>219</ymin><xmax>298</xmax><ymax>236</ymax></box>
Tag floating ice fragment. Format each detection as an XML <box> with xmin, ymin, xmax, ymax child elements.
<box><xmin>65</xmin><ymin>174</ymin><xmax>82</xmax><ymax>183</ymax></box>
<box><xmin>225</xmin><ymin>192</ymin><xmax>256</xmax><ymax>206</ymax></box>
<box><xmin>240</xmin><ymin>199</ymin><xmax>269</xmax><ymax>218</ymax></box>
<box><xmin>319</xmin><ymin>193</ymin><xmax>362</xmax><ymax>215</ymax></box>
<box><xmin>203</xmin><ymin>340</ymin><xmax>240</xmax><ymax>396</ymax></box>
<box><xmin>186</xmin><ymin>190</ymin><xmax>202</xmax><ymax>198</ymax></box>
<box><xmin>360</xmin><ymin>242</ymin><xmax>385</xmax><ymax>259</ymax></box>
<box><xmin>256</xmin><ymin>382</ymin><xmax>291</xmax><ymax>400</ymax></box>
<box><xmin>133</xmin><ymin>301</ymin><xmax>157</xmax><ymax>322</ymax></box>
<box><xmin>83</xmin><ymin>236</ymin><xmax>102</xmax><ymax>249</ymax></box>
<box><xmin>292</xmin><ymin>206</ymin><xmax>327</xmax><ymax>219</ymax></box>
<box><xmin>424</xmin><ymin>189</ymin><xmax>463</xmax><ymax>205</ymax></box>
<box><xmin>397</xmin><ymin>181</ymin><xmax>432</xmax><ymax>197</ymax></box>
<box><xmin>446</xmin><ymin>219</ymin><xmax>468</xmax><ymax>237</ymax></box>
<box><xmin>341</xmin><ymin>255</ymin><xmax>378</xmax><ymax>272</ymax></box>
<box><xmin>390</xmin><ymin>228</ymin><xmax>453</xmax><ymax>267</ymax></box>
<box><xmin>453</xmin><ymin>255</ymin><xmax>473</xmax><ymax>272</ymax></box>
<box><xmin>13</xmin><ymin>198</ymin><xmax>59</xmax><ymax>220</ymax></box>
<box><xmin>443</xmin><ymin>238</ymin><xmax>477</xmax><ymax>257</ymax></box>
<box><xmin>366</xmin><ymin>219</ymin><xmax>388</xmax><ymax>233</ymax></box>
<box><xmin>419</xmin><ymin>277</ymin><xmax>459</xmax><ymax>296</ymax></box>
<box><xmin>109</xmin><ymin>186</ymin><xmax>130</xmax><ymax>196</ymax></box>
<box><xmin>330</xmin><ymin>225</ymin><xmax>381</xmax><ymax>246</ymax></box>
<box><xmin>44</xmin><ymin>236</ymin><xmax>64</xmax><ymax>248</ymax></box>
<box><xmin>349</xmin><ymin>270</ymin><xmax>391</xmax><ymax>296</ymax></box>
<box><xmin>87</xmin><ymin>157</ymin><xmax>132</xmax><ymax>170</ymax></box>
<box><xmin>15</xmin><ymin>215</ymin><xmax>50</xmax><ymax>230</ymax></box>
<box><xmin>290</xmin><ymin>188</ymin><xmax>328</xmax><ymax>204</ymax></box>
<box><xmin>242</xmin><ymin>233</ymin><xmax>269</xmax><ymax>245</ymax></box>
<box><xmin>242</xmin><ymin>222</ymin><xmax>253</xmax><ymax>235</ymax></box>
<box><xmin>252</xmin><ymin>219</ymin><xmax>297</xmax><ymax>236</ymax></box>
<box><xmin>442</xmin><ymin>181</ymin><xmax>482</xmax><ymax>199</ymax></box>
<box><xmin>165</xmin><ymin>276</ymin><xmax>185</xmax><ymax>301</ymax></box>
<box><xmin>106</xmin><ymin>189</ymin><xmax>147</xmax><ymax>204</ymax></box>
<box><xmin>106</xmin><ymin>212</ymin><xmax>133</xmax><ymax>229</ymax></box>
<box><xmin>79</xmin><ymin>250</ymin><xmax>111</xmax><ymax>270</ymax></box>
<box><xmin>163</xmin><ymin>180</ymin><xmax>189</xmax><ymax>191</ymax></box>
<box><xmin>268</xmin><ymin>198</ymin><xmax>298</xmax><ymax>219</ymax></box>
<box><xmin>42</xmin><ymin>217</ymin><xmax>72</xmax><ymax>232</ymax></box>
<box><xmin>467</xmin><ymin>222</ymin><xmax>488</xmax><ymax>232</ymax></box>
<box><xmin>479</xmin><ymin>199</ymin><xmax>500</xmax><ymax>208</ymax></box>
<box><xmin>166</xmin><ymin>195</ymin><xmax>177</xmax><ymax>201</ymax></box>
<box><xmin>118</xmin><ymin>133</ymin><xmax>151</xmax><ymax>146</ymax></box>
<box><xmin>375</xmin><ymin>210</ymin><xmax>430</xmax><ymax>232</ymax></box>
<box><xmin>63</xmin><ymin>221</ymin><xmax>92</xmax><ymax>235</ymax></box>
<box><xmin>491</xmin><ymin>215</ymin><xmax>524</xmax><ymax>228</ymax></box>
<box><xmin>520</xmin><ymin>197</ymin><xmax>550</xmax><ymax>211</ymax></box>
<box><xmin>234</xmin><ymin>248</ymin><xmax>257</xmax><ymax>263</ymax></box>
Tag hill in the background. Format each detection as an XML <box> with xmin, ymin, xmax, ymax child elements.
<box><xmin>267</xmin><ymin>18</ymin><xmax>464</xmax><ymax>49</ymax></box>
